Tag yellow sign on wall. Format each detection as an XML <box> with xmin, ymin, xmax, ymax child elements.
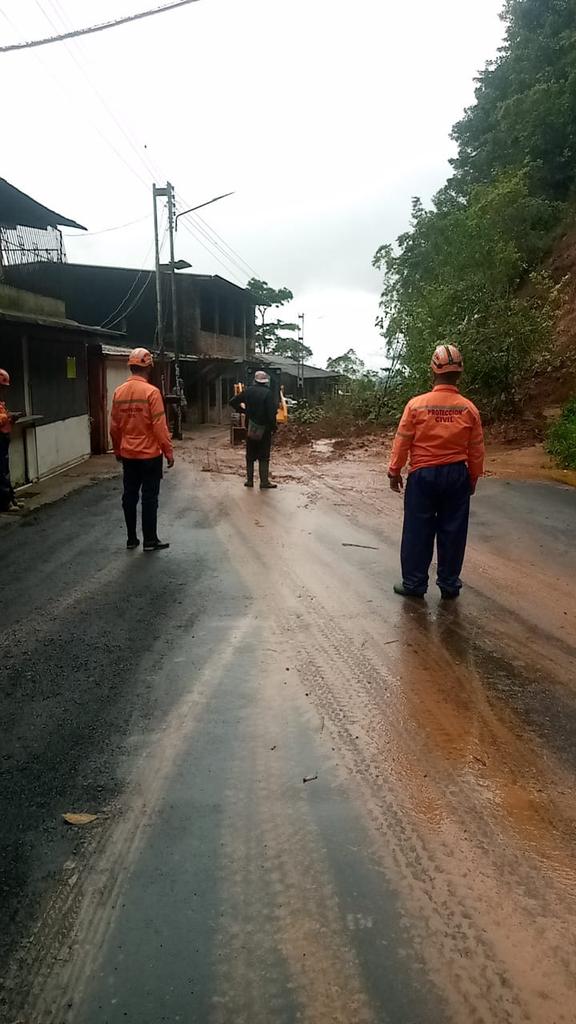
<box><xmin>66</xmin><ymin>356</ymin><xmax>77</xmax><ymax>380</ymax></box>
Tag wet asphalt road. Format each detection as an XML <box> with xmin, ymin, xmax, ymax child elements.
<box><xmin>1</xmin><ymin>460</ymin><xmax>575</xmax><ymax>1023</ymax></box>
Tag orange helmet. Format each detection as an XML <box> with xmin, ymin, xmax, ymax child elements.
<box><xmin>431</xmin><ymin>344</ymin><xmax>463</xmax><ymax>374</ymax></box>
<box><xmin>0</xmin><ymin>368</ymin><xmax>10</xmax><ymax>386</ymax></box>
<box><xmin>128</xmin><ymin>347</ymin><xmax>153</xmax><ymax>368</ymax></box>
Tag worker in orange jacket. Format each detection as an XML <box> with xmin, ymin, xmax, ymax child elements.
<box><xmin>388</xmin><ymin>344</ymin><xmax>485</xmax><ymax>599</ymax></box>
<box><xmin>110</xmin><ymin>348</ymin><xmax>174</xmax><ymax>551</ymax></box>
<box><xmin>0</xmin><ymin>368</ymin><xmax>23</xmax><ymax>513</ymax></box>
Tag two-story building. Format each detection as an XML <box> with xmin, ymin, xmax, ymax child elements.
<box><xmin>7</xmin><ymin>262</ymin><xmax>256</xmax><ymax>445</ymax></box>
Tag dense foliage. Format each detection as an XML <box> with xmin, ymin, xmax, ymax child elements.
<box><xmin>374</xmin><ymin>0</ymin><xmax>575</xmax><ymax>414</ymax></box>
<box><xmin>547</xmin><ymin>396</ymin><xmax>576</xmax><ymax>467</ymax></box>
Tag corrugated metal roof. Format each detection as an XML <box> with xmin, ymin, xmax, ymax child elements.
<box><xmin>259</xmin><ymin>354</ymin><xmax>339</xmax><ymax>379</ymax></box>
<box><xmin>0</xmin><ymin>178</ymin><xmax>86</xmax><ymax>231</ymax></box>
<box><xmin>0</xmin><ymin>308</ymin><xmax>121</xmax><ymax>338</ymax></box>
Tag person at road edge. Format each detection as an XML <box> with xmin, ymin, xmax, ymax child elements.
<box><xmin>0</xmin><ymin>368</ymin><xmax>23</xmax><ymax>513</ymax></box>
<box><xmin>110</xmin><ymin>348</ymin><xmax>174</xmax><ymax>551</ymax></box>
<box><xmin>230</xmin><ymin>370</ymin><xmax>279</xmax><ymax>489</ymax></box>
<box><xmin>388</xmin><ymin>344</ymin><xmax>485</xmax><ymax>599</ymax></box>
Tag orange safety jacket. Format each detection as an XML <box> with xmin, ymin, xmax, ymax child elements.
<box><xmin>0</xmin><ymin>401</ymin><xmax>12</xmax><ymax>435</ymax></box>
<box><xmin>389</xmin><ymin>385</ymin><xmax>485</xmax><ymax>485</ymax></box>
<box><xmin>110</xmin><ymin>376</ymin><xmax>173</xmax><ymax>461</ymax></box>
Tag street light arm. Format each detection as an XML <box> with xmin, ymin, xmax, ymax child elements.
<box><xmin>175</xmin><ymin>191</ymin><xmax>235</xmax><ymax>230</ymax></box>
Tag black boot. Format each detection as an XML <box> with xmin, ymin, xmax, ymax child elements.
<box><xmin>123</xmin><ymin>496</ymin><xmax>138</xmax><ymax>550</ymax></box>
<box><xmin>245</xmin><ymin>461</ymin><xmax>255</xmax><ymax>488</ymax></box>
<box><xmin>259</xmin><ymin>461</ymin><xmax>277</xmax><ymax>489</ymax></box>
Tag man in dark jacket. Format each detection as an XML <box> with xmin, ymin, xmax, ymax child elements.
<box><xmin>230</xmin><ymin>371</ymin><xmax>278</xmax><ymax>489</ymax></box>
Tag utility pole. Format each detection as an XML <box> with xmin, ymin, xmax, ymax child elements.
<box><xmin>166</xmin><ymin>181</ymin><xmax>183</xmax><ymax>438</ymax></box>
<box><xmin>153</xmin><ymin>181</ymin><xmax>182</xmax><ymax>437</ymax></box>
<box><xmin>152</xmin><ymin>184</ymin><xmax>165</xmax><ymax>360</ymax></box>
<box><xmin>297</xmin><ymin>313</ymin><xmax>305</xmax><ymax>396</ymax></box>
<box><xmin>152</xmin><ymin>181</ymin><xmax>233</xmax><ymax>438</ymax></box>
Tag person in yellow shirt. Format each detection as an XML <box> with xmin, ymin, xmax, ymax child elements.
<box><xmin>388</xmin><ymin>345</ymin><xmax>485</xmax><ymax>599</ymax></box>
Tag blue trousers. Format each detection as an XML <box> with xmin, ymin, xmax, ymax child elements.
<box><xmin>401</xmin><ymin>462</ymin><xmax>471</xmax><ymax>596</ymax></box>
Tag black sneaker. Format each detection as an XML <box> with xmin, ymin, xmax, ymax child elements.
<box><xmin>440</xmin><ymin>589</ymin><xmax>460</xmax><ymax>600</ymax></box>
<box><xmin>260</xmin><ymin>482</ymin><xmax>278</xmax><ymax>490</ymax></box>
<box><xmin>143</xmin><ymin>540</ymin><xmax>170</xmax><ymax>552</ymax></box>
<box><xmin>393</xmin><ymin>583</ymin><xmax>425</xmax><ymax>599</ymax></box>
<box><xmin>244</xmin><ymin>481</ymin><xmax>254</xmax><ymax>488</ymax></box>
<box><xmin>127</xmin><ymin>538</ymin><xmax>140</xmax><ymax>550</ymax></box>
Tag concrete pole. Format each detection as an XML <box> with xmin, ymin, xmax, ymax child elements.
<box><xmin>152</xmin><ymin>184</ymin><xmax>165</xmax><ymax>360</ymax></box>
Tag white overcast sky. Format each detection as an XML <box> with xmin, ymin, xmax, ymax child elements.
<box><xmin>1</xmin><ymin>0</ymin><xmax>505</xmax><ymax>367</ymax></box>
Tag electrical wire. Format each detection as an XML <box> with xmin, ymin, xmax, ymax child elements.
<box><xmin>62</xmin><ymin>214</ymin><xmax>150</xmax><ymax>237</ymax></box>
<box><xmin>177</xmin><ymin>218</ymin><xmax>246</xmax><ymax>285</ymax></box>
<box><xmin>1</xmin><ymin>4</ymin><xmax>152</xmax><ymax>193</ymax></box>
<box><xmin>105</xmin><ymin>272</ymin><xmax>154</xmax><ymax>329</ymax></box>
<box><xmin>6</xmin><ymin>2</ymin><xmax>258</xmax><ymax>285</ymax></box>
<box><xmin>33</xmin><ymin>0</ymin><xmax>162</xmax><ymax>188</ymax></box>
<box><xmin>193</xmin><ymin>210</ymin><xmax>259</xmax><ymax>277</ymax></box>
<box><xmin>33</xmin><ymin>0</ymin><xmax>258</xmax><ymax>282</ymax></box>
<box><xmin>0</xmin><ymin>0</ymin><xmax>201</xmax><ymax>52</ymax></box>
<box><xmin>99</xmin><ymin>216</ymin><xmax>166</xmax><ymax>327</ymax></box>
<box><xmin>177</xmin><ymin>206</ymin><xmax>251</xmax><ymax>280</ymax></box>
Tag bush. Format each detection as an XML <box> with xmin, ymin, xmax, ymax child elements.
<box><xmin>291</xmin><ymin>400</ymin><xmax>324</xmax><ymax>426</ymax></box>
<box><xmin>547</xmin><ymin>398</ymin><xmax>576</xmax><ymax>468</ymax></box>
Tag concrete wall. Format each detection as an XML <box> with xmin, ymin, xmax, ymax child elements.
<box><xmin>9</xmin><ymin>432</ymin><xmax>26</xmax><ymax>488</ymax></box>
<box><xmin>198</xmin><ymin>331</ymin><xmax>245</xmax><ymax>360</ymax></box>
<box><xmin>0</xmin><ymin>283</ymin><xmax>66</xmax><ymax>320</ymax></box>
<box><xmin>35</xmin><ymin>414</ymin><xmax>91</xmax><ymax>478</ymax></box>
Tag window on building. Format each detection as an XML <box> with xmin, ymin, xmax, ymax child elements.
<box><xmin>200</xmin><ymin>291</ymin><xmax>216</xmax><ymax>333</ymax></box>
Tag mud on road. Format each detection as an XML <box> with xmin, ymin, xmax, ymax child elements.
<box><xmin>1</xmin><ymin>428</ymin><xmax>576</xmax><ymax>1024</ymax></box>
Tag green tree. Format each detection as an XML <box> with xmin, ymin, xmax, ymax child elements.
<box><xmin>450</xmin><ymin>0</ymin><xmax>576</xmax><ymax>200</ymax></box>
<box><xmin>271</xmin><ymin>337</ymin><xmax>313</xmax><ymax>361</ymax></box>
<box><xmin>246</xmin><ymin>278</ymin><xmax>298</xmax><ymax>354</ymax></box>
<box><xmin>326</xmin><ymin>349</ymin><xmax>366</xmax><ymax>378</ymax></box>
<box><xmin>373</xmin><ymin>0</ymin><xmax>571</xmax><ymax>414</ymax></box>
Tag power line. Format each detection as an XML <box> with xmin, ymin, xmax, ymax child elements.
<box><xmin>105</xmin><ymin>272</ymin><xmax>155</xmax><ymax>329</ymax></box>
<box><xmin>32</xmin><ymin>0</ymin><xmax>258</xmax><ymax>282</ymax></box>
<box><xmin>99</xmin><ymin>219</ymin><xmax>167</xmax><ymax>327</ymax></box>
<box><xmin>1</xmin><ymin>4</ymin><xmax>152</xmax><ymax>194</ymax></box>
<box><xmin>179</xmin><ymin>207</ymin><xmax>251</xmax><ymax>280</ymax></box>
<box><xmin>193</xmin><ymin>211</ymin><xmax>259</xmax><ymax>277</ymax></box>
<box><xmin>177</xmin><ymin>218</ymin><xmax>245</xmax><ymax>285</ymax></box>
<box><xmin>32</xmin><ymin>0</ymin><xmax>163</xmax><ymax>187</ymax></box>
<box><xmin>0</xmin><ymin>0</ymin><xmax>201</xmax><ymax>53</ymax></box>
<box><xmin>6</xmin><ymin>4</ymin><xmax>258</xmax><ymax>284</ymax></box>
<box><xmin>62</xmin><ymin>214</ymin><xmax>150</xmax><ymax>237</ymax></box>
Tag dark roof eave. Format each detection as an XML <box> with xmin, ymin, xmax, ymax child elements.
<box><xmin>0</xmin><ymin>178</ymin><xmax>86</xmax><ymax>231</ymax></box>
<box><xmin>0</xmin><ymin>308</ymin><xmax>122</xmax><ymax>339</ymax></box>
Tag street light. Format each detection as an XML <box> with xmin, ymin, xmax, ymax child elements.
<box><xmin>152</xmin><ymin>183</ymin><xmax>235</xmax><ymax>439</ymax></box>
<box><xmin>175</xmin><ymin>192</ymin><xmax>234</xmax><ymax>231</ymax></box>
<box><xmin>159</xmin><ymin>259</ymin><xmax>192</xmax><ymax>271</ymax></box>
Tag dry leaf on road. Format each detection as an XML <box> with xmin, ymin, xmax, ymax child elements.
<box><xmin>62</xmin><ymin>812</ymin><xmax>98</xmax><ymax>826</ymax></box>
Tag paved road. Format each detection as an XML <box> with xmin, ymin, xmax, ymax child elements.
<box><xmin>1</xmin><ymin>457</ymin><xmax>575</xmax><ymax>1024</ymax></box>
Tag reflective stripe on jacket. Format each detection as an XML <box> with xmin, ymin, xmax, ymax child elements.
<box><xmin>0</xmin><ymin>401</ymin><xmax>11</xmax><ymax>435</ymax></box>
<box><xmin>110</xmin><ymin>376</ymin><xmax>173</xmax><ymax>461</ymax></box>
<box><xmin>388</xmin><ymin>385</ymin><xmax>485</xmax><ymax>484</ymax></box>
